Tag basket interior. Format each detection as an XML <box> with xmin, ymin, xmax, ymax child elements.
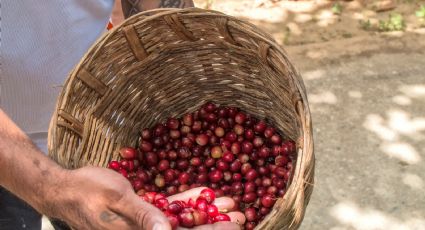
<box><xmin>51</xmin><ymin>10</ymin><xmax>299</xmax><ymax>170</ymax></box>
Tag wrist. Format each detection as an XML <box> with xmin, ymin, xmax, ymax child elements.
<box><xmin>38</xmin><ymin>167</ymin><xmax>71</xmax><ymax>217</ymax></box>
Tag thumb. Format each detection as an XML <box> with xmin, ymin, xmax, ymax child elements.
<box><xmin>111</xmin><ymin>191</ymin><xmax>172</xmax><ymax>230</ymax></box>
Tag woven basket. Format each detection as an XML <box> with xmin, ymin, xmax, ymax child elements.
<box><xmin>48</xmin><ymin>8</ymin><xmax>314</xmax><ymax>229</ymax></box>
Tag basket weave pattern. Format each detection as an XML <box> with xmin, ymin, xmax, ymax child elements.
<box><xmin>48</xmin><ymin>8</ymin><xmax>314</xmax><ymax>229</ymax></box>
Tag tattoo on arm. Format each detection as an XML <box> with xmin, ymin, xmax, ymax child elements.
<box><xmin>33</xmin><ymin>159</ymin><xmax>50</xmax><ymax>176</ymax></box>
<box><xmin>159</xmin><ymin>0</ymin><xmax>194</xmax><ymax>8</ymax></box>
<box><xmin>99</xmin><ymin>211</ymin><xmax>120</xmax><ymax>223</ymax></box>
<box><xmin>122</xmin><ymin>0</ymin><xmax>194</xmax><ymax>18</ymax></box>
<box><xmin>160</xmin><ymin>0</ymin><xmax>183</xmax><ymax>8</ymax></box>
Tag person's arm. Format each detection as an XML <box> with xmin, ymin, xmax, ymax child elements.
<box><xmin>0</xmin><ymin>108</ymin><xmax>244</xmax><ymax>229</ymax></box>
<box><xmin>0</xmin><ymin>109</ymin><xmax>171</xmax><ymax>230</ymax></box>
<box><xmin>111</xmin><ymin>0</ymin><xmax>125</xmax><ymax>26</ymax></box>
<box><xmin>121</xmin><ymin>0</ymin><xmax>195</xmax><ymax>18</ymax></box>
<box><xmin>0</xmin><ymin>108</ymin><xmax>64</xmax><ymax>214</ymax></box>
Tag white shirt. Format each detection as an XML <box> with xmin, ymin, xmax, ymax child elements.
<box><xmin>1</xmin><ymin>0</ymin><xmax>114</xmax><ymax>152</ymax></box>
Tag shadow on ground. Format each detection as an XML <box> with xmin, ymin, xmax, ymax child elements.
<box><xmin>205</xmin><ymin>1</ymin><xmax>425</xmax><ymax>228</ymax></box>
<box><xmin>286</xmin><ymin>36</ymin><xmax>425</xmax><ymax>230</ymax></box>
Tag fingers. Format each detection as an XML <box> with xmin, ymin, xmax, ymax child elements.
<box><xmin>168</xmin><ymin>187</ymin><xmax>208</xmax><ymax>202</ymax></box>
<box><xmin>177</xmin><ymin>221</ymin><xmax>241</xmax><ymax>230</ymax></box>
<box><xmin>213</xmin><ymin>197</ymin><xmax>236</xmax><ymax>212</ymax></box>
<box><xmin>168</xmin><ymin>188</ymin><xmax>245</xmax><ymax>228</ymax></box>
<box><xmin>168</xmin><ymin>188</ymin><xmax>236</xmax><ymax>211</ymax></box>
<box><xmin>110</xmin><ymin>190</ymin><xmax>172</xmax><ymax>230</ymax></box>
<box><xmin>227</xmin><ymin>212</ymin><xmax>246</xmax><ymax>225</ymax></box>
<box><xmin>211</xmin><ymin>198</ymin><xmax>245</xmax><ymax>224</ymax></box>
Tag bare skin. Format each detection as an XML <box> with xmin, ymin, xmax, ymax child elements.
<box><xmin>111</xmin><ymin>0</ymin><xmax>125</xmax><ymax>25</ymax></box>
<box><xmin>0</xmin><ymin>109</ymin><xmax>244</xmax><ymax>230</ymax></box>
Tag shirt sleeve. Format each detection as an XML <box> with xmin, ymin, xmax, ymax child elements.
<box><xmin>0</xmin><ymin>0</ymin><xmax>114</xmax><ymax>135</ymax></box>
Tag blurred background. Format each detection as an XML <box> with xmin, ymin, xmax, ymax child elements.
<box><xmin>191</xmin><ymin>1</ymin><xmax>425</xmax><ymax>230</ymax></box>
<box><xmin>45</xmin><ymin>0</ymin><xmax>425</xmax><ymax>229</ymax></box>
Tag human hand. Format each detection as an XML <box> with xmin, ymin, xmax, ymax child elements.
<box><xmin>168</xmin><ymin>187</ymin><xmax>246</xmax><ymax>230</ymax></box>
<box><xmin>44</xmin><ymin>167</ymin><xmax>245</xmax><ymax>230</ymax></box>
<box><xmin>43</xmin><ymin>166</ymin><xmax>171</xmax><ymax>230</ymax></box>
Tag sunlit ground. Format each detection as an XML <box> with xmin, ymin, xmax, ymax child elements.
<box><xmin>192</xmin><ymin>1</ymin><xmax>425</xmax><ymax>229</ymax></box>
<box><xmin>195</xmin><ymin>0</ymin><xmax>425</xmax><ymax>46</ymax></box>
<box><xmin>330</xmin><ymin>201</ymin><xmax>425</xmax><ymax>230</ymax></box>
<box><xmin>292</xmin><ymin>50</ymin><xmax>425</xmax><ymax>229</ymax></box>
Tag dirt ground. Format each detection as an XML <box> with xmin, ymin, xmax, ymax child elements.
<box><xmin>193</xmin><ymin>1</ymin><xmax>425</xmax><ymax>230</ymax></box>
<box><xmin>287</xmin><ymin>34</ymin><xmax>425</xmax><ymax>230</ymax></box>
<box><xmin>194</xmin><ymin>0</ymin><xmax>425</xmax><ymax>46</ymax></box>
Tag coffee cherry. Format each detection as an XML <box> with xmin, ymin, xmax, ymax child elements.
<box><xmin>245</xmin><ymin>207</ymin><xmax>258</xmax><ymax>222</ymax></box>
<box><xmin>206</xmin><ymin>205</ymin><xmax>219</xmax><ymax>217</ymax></box>
<box><xmin>199</xmin><ymin>188</ymin><xmax>216</xmax><ymax>204</ymax></box>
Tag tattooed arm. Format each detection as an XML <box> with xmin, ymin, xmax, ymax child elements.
<box><xmin>121</xmin><ymin>0</ymin><xmax>195</xmax><ymax>18</ymax></box>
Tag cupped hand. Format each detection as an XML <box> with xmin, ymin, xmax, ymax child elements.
<box><xmin>168</xmin><ymin>187</ymin><xmax>246</xmax><ymax>230</ymax></box>
<box><xmin>44</xmin><ymin>166</ymin><xmax>171</xmax><ymax>230</ymax></box>
<box><xmin>44</xmin><ymin>167</ymin><xmax>244</xmax><ymax>230</ymax></box>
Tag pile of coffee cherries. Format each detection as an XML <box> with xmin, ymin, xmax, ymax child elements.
<box><xmin>108</xmin><ymin>102</ymin><xmax>296</xmax><ymax>229</ymax></box>
<box><xmin>140</xmin><ymin>188</ymin><xmax>229</xmax><ymax>228</ymax></box>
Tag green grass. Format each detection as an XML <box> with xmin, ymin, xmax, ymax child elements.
<box><xmin>378</xmin><ymin>14</ymin><xmax>405</xmax><ymax>31</ymax></box>
<box><xmin>332</xmin><ymin>2</ymin><xmax>343</xmax><ymax>15</ymax></box>
<box><xmin>416</xmin><ymin>5</ymin><xmax>425</xmax><ymax>18</ymax></box>
<box><xmin>282</xmin><ymin>26</ymin><xmax>291</xmax><ymax>45</ymax></box>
